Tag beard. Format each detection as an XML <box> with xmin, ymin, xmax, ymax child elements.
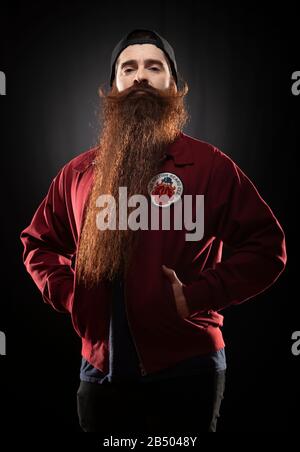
<box><xmin>76</xmin><ymin>79</ymin><xmax>188</xmax><ymax>287</ymax></box>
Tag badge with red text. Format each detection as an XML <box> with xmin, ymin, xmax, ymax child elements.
<box><xmin>148</xmin><ymin>172</ymin><xmax>184</xmax><ymax>207</ymax></box>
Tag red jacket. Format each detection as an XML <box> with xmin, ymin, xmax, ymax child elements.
<box><xmin>20</xmin><ymin>133</ymin><xmax>287</xmax><ymax>374</ymax></box>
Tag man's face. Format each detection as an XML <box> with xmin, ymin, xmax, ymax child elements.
<box><xmin>115</xmin><ymin>44</ymin><xmax>175</xmax><ymax>92</ymax></box>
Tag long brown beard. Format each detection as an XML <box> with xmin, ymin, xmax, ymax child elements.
<box><xmin>76</xmin><ymin>79</ymin><xmax>188</xmax><ymax>287</ymax></box>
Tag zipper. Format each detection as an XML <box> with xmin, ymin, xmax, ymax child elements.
<box><xmin>121</xmin><ymin>279</ymin><xmax>147</xmax><ymax>376</ymax></box>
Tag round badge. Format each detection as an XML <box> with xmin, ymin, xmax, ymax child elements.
<box><xmin>148</xmin><ymin>172</ymin><xmax>184</xmax><ymax>207</ymax></box>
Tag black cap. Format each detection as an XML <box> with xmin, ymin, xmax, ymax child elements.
<box><xmin>110</xmin><ymin>29</ymin><xmax>178</xmax><ymax>86</ymax></box>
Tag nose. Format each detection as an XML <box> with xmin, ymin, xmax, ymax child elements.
<box><xmin>134</xmin><ymin>66</ymin><xmax>148</xmax><ymax>83</ymax></box>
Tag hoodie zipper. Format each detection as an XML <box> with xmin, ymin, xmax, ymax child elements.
<box><xmin>121</xmin><ymin>279</ymin><xmax>147</xmax><ymax>376</ymax></box>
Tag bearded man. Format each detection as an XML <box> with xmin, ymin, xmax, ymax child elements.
<box><xmin>20</xmin><ymin>29</ymin><xmax>286</xmax><ymax>434</ymax></box>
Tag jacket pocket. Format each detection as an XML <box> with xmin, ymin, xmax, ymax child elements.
<box><xmin>42</xmin><ymin>269</ymin><xmax>74</xmax><ymax>314</ymax></box>
<box><xmin>163</xmin><ymin>277</ymin><xmax>177</xmax><ymax>314</ymax></box>
<box><xmin>70</xmin><ymin>282</ymin><xmax>87</xmax><ymax>338</ymax></box>
<box><xmin>163</xmin><ymin>277</ymin><xmax>191</xmax><ymax>321</ymax></box>
<box><xmin>69</xmin><ymin>259</ymin><xmax>86</xmax><ymax>338</ymax></box>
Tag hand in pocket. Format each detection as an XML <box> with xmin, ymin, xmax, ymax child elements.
<box><xmin>162</xmin><ymin>265</ymin><xmax>190</xmax><ymax>318</ymax></box>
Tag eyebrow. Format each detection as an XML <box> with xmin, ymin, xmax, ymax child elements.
<box><xmin>120</xmin><ymin>59</ymin><xmax>165</xmax><ymax>70</ymax></box>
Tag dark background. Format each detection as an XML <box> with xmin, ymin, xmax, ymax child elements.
<box><xmin>0</xmin><ymin>1</ymin><xmax>298</xmax><ymax>433</ymax></box>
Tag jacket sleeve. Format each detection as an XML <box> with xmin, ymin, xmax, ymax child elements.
<box><xmin>182</xmin><ymin>149</ymin><xmax>287</xmax><ymax>313</ymax></box>
<box><xmin>20</xmin><ymin>165</ymin><xmax>76</xmax><ymax>314</ymax></box>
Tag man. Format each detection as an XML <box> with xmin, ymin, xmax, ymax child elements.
<box><xmin>20</xmin><ymin>29</ymin><xmax>286</xmax><ymax>434</ymax></box>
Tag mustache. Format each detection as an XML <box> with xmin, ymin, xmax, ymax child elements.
<box><xmin>125</xmin><ymin>82</ymin><xmax>162</xmax><ymax>97</ymax></box>
<box><xmin>101</xmin><ymin>81</ymin><xmax>176</xmax><ymax>103</ymax></box>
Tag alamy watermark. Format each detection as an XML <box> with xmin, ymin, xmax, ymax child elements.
<box><xmin>0</xmin><ymin>330</ymin><xmax>6</xmax><ymax>355</ymax></box>
<box><xmin>291</xmin><ymin>331</ymin><xmax>300</xmax><ymax>356</ymax></box>
<box><xmin>1</xmin><ymin>71</ymin><xmax>7</xmax><ymax>352</ymax></box>
<box><xmin>95</xmin><ymin>187</ymin><xmax>204</xmax><ymax>241</ymax></box>
<box><xmin>0</xmin><ymin>70</ymin><xmax>6</xmax><ymax>95</ymax></box>
<box><xmin>291</xmin><ymin>71</ymin><xmax>300</xmax><ymax>96</ymax></box>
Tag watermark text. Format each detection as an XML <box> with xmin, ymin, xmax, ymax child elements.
<box><xmin>0</xmin><ymin>71</ymin><xmax>6</xmax><ymax>95</ymax></box>
<box><xmin>0</xmin><ymin>330</ymin><xmax>6</xmax><ymax>355</ymax></box>
<box><xmin>291</xmin><ymin>71</ymin><xmax>300</xmax><ymax>96</ymax></box>
<box><xmin>291</xmin><ymin>331</ymin><xmax>300</xmax><ymax>356</ymax></box>
<box><xmin>95</xmin><ymin>187</ymin><xmax>204</xmax><ymax>241</ymax></box>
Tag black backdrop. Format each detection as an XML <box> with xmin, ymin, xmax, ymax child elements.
<box><xmin>0</xmin><ymin>1</ymin><xmax>298</xmax><ymax>433</ymax></box>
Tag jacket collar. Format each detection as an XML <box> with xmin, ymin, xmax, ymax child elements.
<box><xmin>165</xmin><ymin>132</ymin><xmax>194</xmax><ymax>166</ymax></box>
<box><xmin>73</xmin><ymin>149</ymin><xmax>97</xmax><ymax>173</ymax></box>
